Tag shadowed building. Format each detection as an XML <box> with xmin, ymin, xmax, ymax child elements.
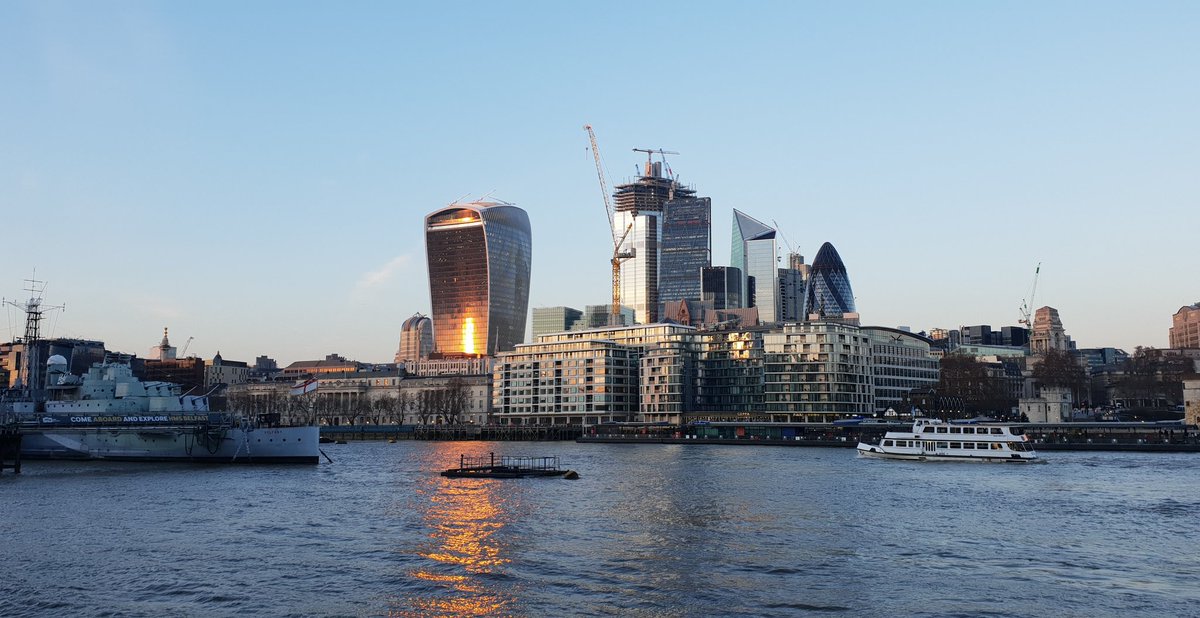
<box><xmin>426</xmin><ymin>201</ymin><xmax>531</xmax><ymax>357</ymax></box>
<box><xmin>532</xmin><ymin>306</ymin><xmax>583</xmax><ymax>339</ymax></box>
<box><xmin>804</xmin><ymin>242</ymin><xmax>855</xmax><ymax>318</ymax></box>
<box><xmin>658</xmin><ymin>197</ymin><xmax>711</xmax><ymax>305</ymax></box>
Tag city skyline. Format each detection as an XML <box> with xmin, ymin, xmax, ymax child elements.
<box><xmin>2</xmin><ymin>3</ymin><xmax>1196</xmax><ymax>363</ymax></box>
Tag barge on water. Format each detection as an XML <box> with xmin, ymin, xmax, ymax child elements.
<box><xmin>440</xmin><ymin>453</ymin><xmax>579</xmax><ymax>479</ymax></box>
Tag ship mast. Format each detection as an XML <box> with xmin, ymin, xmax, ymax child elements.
<box><xmin>3</xmin><ymin>276</ymin><xmax>65</xmax><ymax>404</ymax></box>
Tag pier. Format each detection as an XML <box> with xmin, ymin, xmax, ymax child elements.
<box><xmin>578</xmin><ymin>420</ymin><xmax>1200</xmax><ymax>453</ymax></box>
<box><xmin>1</xmin><ymin>425</ymin><xmax>22</xmax><ymax>474</ymax></box>
<box><xmin>319</xmin><ymin>424</ymin><xmax>583</xmax><ymax>442</ymax></box>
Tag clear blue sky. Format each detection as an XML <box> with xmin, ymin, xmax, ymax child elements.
<box><xmin>2</xmin><ymin>1</ymin><xmax>1196</xmax><ymax>364</ymax></box>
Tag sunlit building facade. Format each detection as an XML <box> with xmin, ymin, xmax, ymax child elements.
<box><xmin>425</xmin><ymin>201</ymin><xmax>531</xmax><ymax>357</ymax></box>
<box><xmin>803</xmin><ymin>242</ymin><xmax>855</xmax><ymax>318</ymax></box>
<box><xmin>762</xmin><ymin>322</ymin><xmax>873</xmax><ymax>421</ymax></box>
<box><xmin>1170</xmin><ymin>303</ymin><xmax>1200</xmax><ymax>349</ymax></box>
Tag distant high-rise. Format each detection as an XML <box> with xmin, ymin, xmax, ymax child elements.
<box><xmin>532</xmin><ymin>306</ymin><xmax>583</xmax><ymax>339</ymax></box>
<box><xmin>778</xmin><ymin>267</ymin><xmax>805</xmax><ymax>322</ymax></box>
<box><xmin>425</xmin><ymin>201</ymin><xmax>531</xmax><ymax>356</ymax></box>
<box><xmin>396</xmin><ymin>313</ymin><xmax>435</xmax><ymax>363</ymax></box>
<box><xmin>804</xmin><ymin>242</ymin><xmax>855</xmax><ymax>318</ymax></box>
<box><xmin>731</xmin><ymin>210</ymin><xmax>778</xmax><ymax>322</ymax></box>
<box><xmin>576</xmin><ymin>305</ymin><xmax>634</xmax><ymax>330</ymax></box>
<box><xmin>701</xmin><ymin>266</ymin><xmax>742</xmax><ymax>310</ymax></box>
<box><xmin>613</xmin><ymin>158</ymin><xmax>696</xmax><ymax>325</ymax></box>
<box><xmin>658</xmin><ymin>197</ymin><xmax>711</xmax><ymax>306</ymax></box>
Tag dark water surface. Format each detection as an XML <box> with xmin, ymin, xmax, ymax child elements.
<box><xmin>3</xmin><ymin>442</ymin><xmax>1199</xmax><ymax>617</ymax></box>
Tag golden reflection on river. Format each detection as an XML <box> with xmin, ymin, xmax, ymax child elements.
<box><xmin>392</xmin><ymin>442</ymin><xmax>517</xmax><ymax>618</ymax></box>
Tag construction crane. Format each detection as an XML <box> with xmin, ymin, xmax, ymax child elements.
<box><xmin>1018</xmin><ymin>262</ymin><xmax>1042</xmax><ymax>326</ymax></box>
<box><xmin>181</xmin><ymin>336</ymin><xmax>194</xmax><ymax>358</ymax></box>
<box><xmin>632</xmin><ymin>147</ymin><xmax>679</xmax><ymax>180</ymax></box>
<box><xmin>584</xmin><ymin>124</ymin><xmax>635</xmax><ymax>325</ymax></box>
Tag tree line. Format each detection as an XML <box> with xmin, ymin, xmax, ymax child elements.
<box><xmin>224</xmin><ymin>377</ymin><xmax>475</xmax><ymax>426</ymax></box>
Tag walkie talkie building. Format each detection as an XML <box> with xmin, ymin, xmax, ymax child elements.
<box><xmin>425</xmin><ymin>201</ymin><xmax>531</xmax><ymax>357</ymax></box>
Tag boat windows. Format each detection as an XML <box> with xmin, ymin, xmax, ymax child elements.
<box><xmin>935</xmin><ymin>427</ymin><xmax>948</xmax><ymax>434</ymax></box>
<box><xmin>962</xmin><ymin>427</ymin><xmax>975</xmax><ymax>434</ymax></box>
<box><xmin>949</xmin><ymin>427</ymin><xmax>961</xmax><ymax>434</ymax></box>
<box><xmin>884</xmin><ymin>440</ymin><xmax>894</xmax><ymax>447</ymax></box>
<box><xmin>936</xmin><ymin>442</ymin><xmax>949</xmax><ymax>449</ymax></box>
<box><xmin>991</xmin><ymin>443</ymin><xmax>1003</xmax><ymax>450</ymax></box>
<box><xmin>990</xmin><ymin>428</ymin><xmax>1003</xmax><ymax>435</ymax></box>
<box><xmin>949</xmin><ymin>442</ymin><xmax>961</xmax><ymax>449</ymax></box>
<box><xmin>922</xmin><ymin>426</ymin><xmax>935</xmax><ymax>433</ymax></box>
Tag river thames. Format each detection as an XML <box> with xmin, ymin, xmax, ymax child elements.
<box><xmin>3</xmin><ymin>442</ymin><xmax>1198</xmax><ymax>617</ymax></box>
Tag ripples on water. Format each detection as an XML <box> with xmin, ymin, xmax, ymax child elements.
<box><xmin>2</xmin><ymin>444</ymin><xmax>1199</xmax><ymax>617</ymax></box>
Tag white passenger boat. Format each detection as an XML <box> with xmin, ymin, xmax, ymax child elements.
<box><xmin>856</xmin><ymin>418</ymin><xmax>1040</xmax><ymax>463</ymax></box>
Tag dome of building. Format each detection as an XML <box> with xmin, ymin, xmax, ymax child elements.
<box><xmin>804</xmin><ymin>242</ymin><xmax>856</xmax><ymax>317</ymax></box>
<box><xmin>47</xmin><ymin>354</ymin><xmax>68</xmax><ymax>366</ymax></box>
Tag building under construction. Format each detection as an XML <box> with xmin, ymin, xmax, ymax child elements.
<box><xmin>612</xmin><ymin>157</ymin><xmax>702</xmax><ymax>324</ymax></box>
<box><xmin>613</xmin><ymin>160</ymin><xmax>695</xmax><ymax>214</ymax></box>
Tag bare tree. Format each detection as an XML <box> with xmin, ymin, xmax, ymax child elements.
<box><xmin>396</xmin><ymin>391</ymin><xmax>411</xmax><ymax>424</ymax></box>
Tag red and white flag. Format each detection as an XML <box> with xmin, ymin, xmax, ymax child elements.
<box><xmin>290</xmin><ymin>378</ymin><xmax>318</xmax><ymax>395</ymax></box>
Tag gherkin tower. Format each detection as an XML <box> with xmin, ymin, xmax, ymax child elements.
<box><xmin>803</xmin><ymin>242</ymin><xmax>855</xmax><ymax>317</ymax></box>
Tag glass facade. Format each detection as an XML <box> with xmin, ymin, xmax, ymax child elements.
<box><xmin>701</xmin><ymin>266</ymin><xmax>741</xmax><ymax>310</ymax></box>
<box><xmin>803</xmin><ymin>242</ymin><xmax>855</xmax><ymax>318</ymax></box>
<box><xmin>658</xmin><ymin>197</ymin><xmax>711</xmax><ymax>305</ymax></box>
<box><xmin>615</xmin><ymin>210</ymin><xmax>659</xmax><ymax>325</ymax></box>
<box><xmin>745</xmin><ymin>235</ymin><xmax>778</xmax><ymax>322</ymax></box>
<box><xmin>426</xmin><ymin>202</ymin><xmax>531</xmax><ymax>357</ymax></box>
<box><xmin>731</xmin><ymin>209</ymin><xmax>778</xmax><ymax>321</ymax></box>
<box><xmin>531</xmin><ymin>306</ymin><xmax>583</xmax><ymax>340</ymax></box>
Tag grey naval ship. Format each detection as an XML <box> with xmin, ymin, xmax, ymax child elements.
<box><xmin>13</xmin><ymin>358</ymin><xmax>319</xmax><ymax>464</ymax></box>
<box><xmin>2</xmin><ymin>280</ymin><xmax>319</xmax><ymax>464</ymax></box>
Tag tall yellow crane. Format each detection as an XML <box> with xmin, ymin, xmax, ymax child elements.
<box><xmin>584</xmin><ymin>124</ymin><xmax>634</xmax><ymax>326</ymax></box>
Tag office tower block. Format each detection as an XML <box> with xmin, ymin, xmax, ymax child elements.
<box><xmin>701</xmin><ymin>266</ymin><xmax>742</xmax><ymax>310</ymax></box>
<box><xmin>659</xmin><ymin>197</ymin><xmax>711</xmax><ymax>305</ymax></box>
<box><xmin>612</xmin><ymin>157</ymin><xmax>696</xmax><ymax>324</ymax></box>
<box><xmin>804</xmin><ymin>242</ymin><xmax>855</xmax><ymax>318</ymax></box>
<box><xmin>532</xmin><ymin>306</ymin><xmax>583</xmax><ymax>339</ymax></box>
<box><xmin>425</xmin><ymin>200</ymin><xmax>531</xmax><ymax>356</ymax></box>
<box><xmin>731</xmin><ymin>209</ymin><xmax>778</xmax><ymax>322</ymax></box>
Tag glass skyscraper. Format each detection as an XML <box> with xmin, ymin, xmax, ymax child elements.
<box><xmin>701</xmin><ymin>266</ymin><xmax>742</xmax><ymax>310</ymax></box>
<box><xmin>803</xmin><ymin>242</ymin><xmax>855</xmax><ymax>317</ymax></box>
<box><xmin>611</xmin><ymin>159</ymin><xmax>697</xmax><ymax>325</ymax></box>
<box><xmin>731</xmin><ymin>209</ymin><xmax>778</xmax><ymax>322</ymax></box>
<box><xmin>425</xmin><ymin>201</ymin><xmax>531</xmax><ymax>357</ymax></box>
<box><xmin>658</xmin><ymin>197</ymin><xmax>711</xmax><ymax>305</ymax></box>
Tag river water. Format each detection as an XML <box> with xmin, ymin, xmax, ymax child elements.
<box><xmin>3</xmin><ymin>441</ymin><xmax>1198</xmax><ymax>617</ymax></box>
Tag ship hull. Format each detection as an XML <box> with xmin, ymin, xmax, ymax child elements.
<box><xmin>20</xmin><ymin>425</ymin><xmax>320</xmax><ymax>464</ymax></box>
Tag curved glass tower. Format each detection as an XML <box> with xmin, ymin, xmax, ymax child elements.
<box><xmin>804</xmin><ymin>242</ymin><xmax>855</xmax><ymax>317</ymax></box>
<box><xmin>395</xmin><ymin>313</ymin><xmax>435</xmax><ymax>363</ymax></box>
<box><xmin>425</xmin><ymin>201</ymin><xmax>531</xmax><ymax>356</ymax></box>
